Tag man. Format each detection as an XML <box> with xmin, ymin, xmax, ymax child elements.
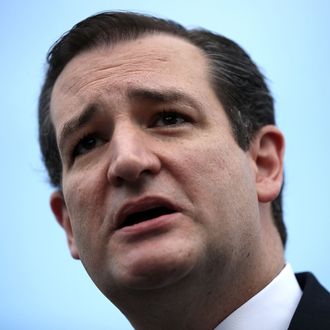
<box><xmin>38</xmin><ymin>11</ymin><xmax>330</xmax><ymax>329</ymax></box>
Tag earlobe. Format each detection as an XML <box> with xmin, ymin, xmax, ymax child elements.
<box><xmin>250</xmin><ymin>125</ymin><xmax>285</xmax><ymax>203</ymax></box>
<box><xmin>50</xmin><ymin>191</ymin><xmax>80</xmax><ymax>260</ymax></box>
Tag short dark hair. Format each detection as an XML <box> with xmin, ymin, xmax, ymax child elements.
<box><xmin>38</xmin><ymin>11</ymin><xmax>287</xmax><ymax>246</ymax></box>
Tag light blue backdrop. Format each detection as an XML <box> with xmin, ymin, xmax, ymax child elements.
<box><xmin>1</xmin><ymin>1</ymin><xmax>329</xmax><ymax>329</ymax></box>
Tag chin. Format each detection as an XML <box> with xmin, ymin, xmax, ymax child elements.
<box><xmin>123</xmin><ymin>260</ymin><xmax>193</xmax><ymax>290</ymax></box>
<box><xmin>111</xmin><ymin>238</ymin><xmax>202</xmax><ymax>291</ymax></box>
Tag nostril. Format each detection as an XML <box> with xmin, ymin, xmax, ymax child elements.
<box><xmin>112</xmin><ymin>175</ymin><xmax>124</xmax><ymax>187</ymax></box>
<box><xmin>107</xmin><ymin>151</ymin><xmax>161</xmax><ymax>185</ymax></box>
<box><xmin>107</xmin><ymin>154</ymin><xmax>144</xmax><ymax>183</ymax></box>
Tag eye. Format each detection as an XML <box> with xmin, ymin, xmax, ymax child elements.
<box><xmin>152</xmin><ymin>111</ymin><xmax>190</xmax><ymax>127</ymax></box>
<box><xmin>72</xmin><ymin>134</ymin><xmax>105</xmax><ymax>159</ymax></box>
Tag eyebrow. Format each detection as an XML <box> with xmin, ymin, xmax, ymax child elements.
<box><xmin>58</xmin><ymin>105</ymin><xmax>100</xmax><ymax>152</ymax></box>
<box><xmin>58</xmin><ymin>87</ymin><xmax>202</xmax><ymax>151</ymax></box>
<box><xmin>127</xmin><ymin>87</ymin><xmax>203</xmax><ymax>110</ymax></box>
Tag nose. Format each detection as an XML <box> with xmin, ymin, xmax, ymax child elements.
<box><xmin>107</xmin><ymin>125</ymin><xmax>161</xmax><ymax>186</ymax></box>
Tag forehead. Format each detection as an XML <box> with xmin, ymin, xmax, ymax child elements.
<box><xmin>51</xmin><ymin>34</ymin><xmax>214</xmax><ymax>126</ymax></box>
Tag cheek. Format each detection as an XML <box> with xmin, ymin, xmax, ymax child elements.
<box><xmin>169</xmin><ymin>138</ymin><xmax>258</xmax><ymax>225</ymax></box>
<box><xmin>63</xmin><ymin>160</ymin><xmax>108</xmax><ymax>211</ymax></box>
<box><xmin>168</xmin><ymin>139</ymin><xmax>231</xmax><ymax>199</ymax></box>
<box><xmin>62</xmin><ymin>166</ymin><xmax>109</xmax><ymax>248</ymax></box>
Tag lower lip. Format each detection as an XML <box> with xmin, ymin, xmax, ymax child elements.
<box><xmin>117</xmin><ymin>212</ymin><xmax>179</xmax><ymax>237</ymax></box>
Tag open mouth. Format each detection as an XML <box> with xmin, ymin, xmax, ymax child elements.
<box><xmin>119</xmin><ymin>206</ymin><xmax>176</xmax><ymax>229</ymax></box>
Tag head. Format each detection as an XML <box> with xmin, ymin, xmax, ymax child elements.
<box><xmin>39</xmin><ymin>13</ymin><xmax>286</xmax><ymax>325</ymax></box>
<box><xmin>39</xmin><ymin>12</ymin><xmax>286</xmax><ymax>247</ymax></box>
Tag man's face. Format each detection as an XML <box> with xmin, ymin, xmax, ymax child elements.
<box><xmin>50</xmin><ymin>34</ymin><xmax>261</xmax><ymax>298</ymax></box>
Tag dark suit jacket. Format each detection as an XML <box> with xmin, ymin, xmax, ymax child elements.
<box><xmin>288</xmin><ymin>273</ymin><xmax>330</xmax><ymax>329</ymax></box>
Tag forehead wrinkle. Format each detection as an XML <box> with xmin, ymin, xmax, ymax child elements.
<box><xmin>54</xmin><ymin>34</ymin><xmax>210</xmax><ymax>101</ymax></box>
<box><xmin>51</xmin><ymin>34</ymin><xmax>214</xmax><ymax>132</ymax></box>
<box><xmin>56</xmin><ymin>51</ymin><xmax>170</xmax><ymax>97</ymax></box>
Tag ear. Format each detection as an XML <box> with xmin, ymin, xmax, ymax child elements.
<box><xmin>249</xmin><ymin>125</ymin><xmax>285</xmax><ymax>203</ymax></box>
<box><xmin>50</xmin><ymin>191</ymin><xmax>80</xmax><ymax>259</ymax></box>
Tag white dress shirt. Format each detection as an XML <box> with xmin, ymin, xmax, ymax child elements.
<box><xmin>214</xmin><ymin>264</ymin><xmax>302</xmax><ymax>330</ymax></box>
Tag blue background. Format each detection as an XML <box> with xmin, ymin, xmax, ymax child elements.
<box><xmin>1</xmin><ymin>1</ymin><xmax>329</xmax><ymax>329</ymax></box>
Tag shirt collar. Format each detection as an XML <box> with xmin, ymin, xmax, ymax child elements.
<box><xmin>214</xmin><ymin>263</ymin><xmax>302</xmax><ymax>330</ymax></box>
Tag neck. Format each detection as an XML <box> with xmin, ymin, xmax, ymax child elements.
<box><xmin>109</xmin><ymin>208</ymin><xmax>285</xmax><ymax>330</ymax></box>
<box><xmin>110</xmin><ymin>249</ymin><xmax>284</xmax><ymax>330</ymax></box>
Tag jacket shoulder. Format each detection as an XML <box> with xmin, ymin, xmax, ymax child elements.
<box><xmin>288</xmin><ymin>272</ymin><xmax>330</xmax><ymax>330</ymax></box>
